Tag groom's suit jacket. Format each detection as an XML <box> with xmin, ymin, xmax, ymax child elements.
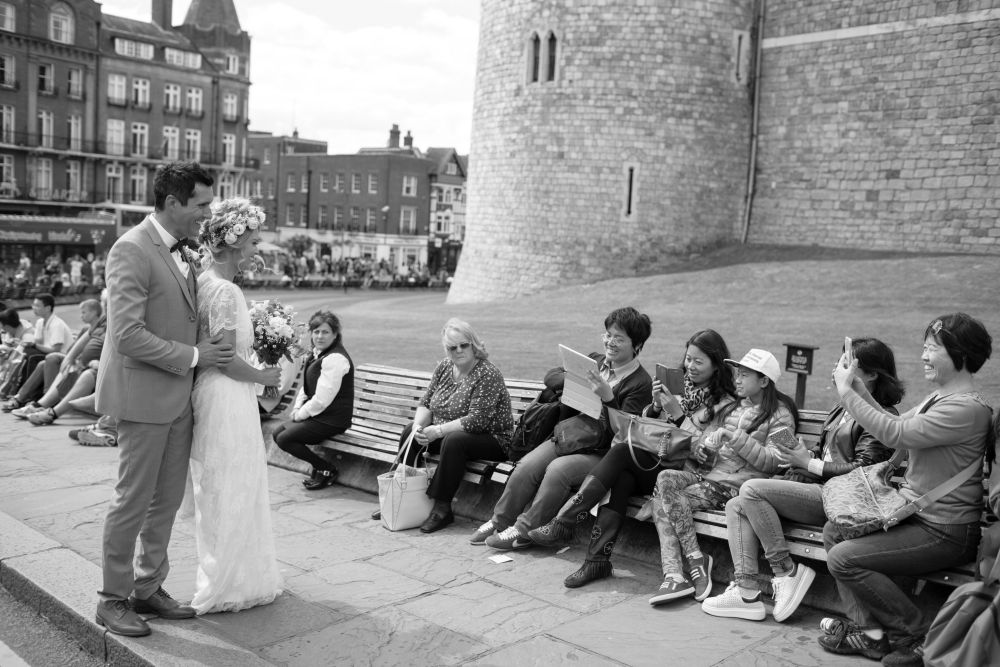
<box><xmin>95</xmin><ymin>216</ymin><xmax>199</xmax><ymax>424</ymax></box>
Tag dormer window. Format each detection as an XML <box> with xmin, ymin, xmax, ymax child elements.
<box><xmin>49</xmin><ymin>2</ymin><xmax>74</xmax><ymax>44</ymax></box>
<box><xmin>225</xmin><ymin>55</ymin><xmax>239</xmax><ymax>74</ymax></box>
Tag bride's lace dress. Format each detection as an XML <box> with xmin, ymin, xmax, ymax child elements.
<box><xmin>189</xmin><ymin>271</ymin><xmax>282</xmax><ymax>614</ymax></box>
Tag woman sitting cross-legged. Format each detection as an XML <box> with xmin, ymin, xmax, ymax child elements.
<box><xmin>702</xmin><ymin>337</ymin><xmax>902</xmax><ymax>623</ymax></box>
<box><xmin>645</xmin><ymin>348</ymin><xmax>798</xmax><ymax>605</ymax></box>
<box><xmin>272</xmin><ymin>310</ymin><xmax>353</xmax><ymax>490</ymax></box>
<box><xmin>526</xmin><ymin>328</ymin><xmax>735</xmax><ymax>589</ymax></box>
<box><xmin>469</xmin><ymin>307</ymin><xmax>652</xmax><ymax>556</ymax></box>
<box><xmin>371</xmin><ymin>318</ymin><xmax>514</xmax><ymax>533</ymax></box>
<box><xmin>817</xmin><ymin>313</ymin><xmax>993</xmax><ymax>667</ymax></box>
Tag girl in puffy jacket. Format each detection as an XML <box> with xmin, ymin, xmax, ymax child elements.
<box><xmin>648</xmin><ymin>348</ymin><xmax>798</xmax><ymax>606</ymax></box>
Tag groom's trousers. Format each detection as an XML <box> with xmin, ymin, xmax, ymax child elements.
<box><xmin>99</xmin><ymin>405</ymin><xmax>193</xmax><ymax>601</ymax></box>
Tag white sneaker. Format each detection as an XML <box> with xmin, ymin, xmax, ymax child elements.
<box><xmin>772</xmin><ymin>563</ymin><xmax>816</xmax><ymax>622</ymax></box>
<box><xmin>470</xmin><ymin>520</ymin><xmax>496</xmax><ymax>545</ymax></box>
<box><xmin>701</xmin><ymin>582</ymin><xmax>766</xmax><ymax>621</ymax></box>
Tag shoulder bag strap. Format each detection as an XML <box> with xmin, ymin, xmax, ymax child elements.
<box><xmin>887</xmin><ymin>394</ymin><xmax>983</xmax><ymax>521</ymax></box>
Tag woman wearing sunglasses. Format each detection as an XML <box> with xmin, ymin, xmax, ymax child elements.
<box><xmin>371</xmin><ymin>317</ymin><xmax>514</xmax><ymax>533</ymax></box>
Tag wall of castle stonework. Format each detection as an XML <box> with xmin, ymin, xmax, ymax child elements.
<box><xmin>750</xmin><ymin>2</ymin><xmax>1000</xmax><ymax>252</ymax></box>
<box><xmin>449</xmin><ymin>0</ymin><xmax>755</xmax><ymax>302</ymax></box>
<box><xmin>766</xmin><ymin>0</ymin><xmax>999</xmax><ymax>37</ymax></box>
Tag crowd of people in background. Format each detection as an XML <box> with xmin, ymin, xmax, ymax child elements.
<box><xmin>248</xmin><ymin>254</ymin><xmax>450</xmax><ymax>289</ymax></box>
<box><xmin>1</xmin><ymin>251</ymin><xmax>108</xmax><ymax>296</ymax></box>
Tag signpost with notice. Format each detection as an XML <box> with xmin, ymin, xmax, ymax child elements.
<box><xmin>783</xmin><ymin>342</ymin><xmax>819</xmax><ymax>408</ymax></box>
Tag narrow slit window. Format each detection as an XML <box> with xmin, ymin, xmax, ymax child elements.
<box><xmin>530</xmin><ymin>33</ymin><xmax>540</xmax><ymax>83</ymax></box>
<box><xmin>547</xmin><ymin>32</ymin><xmax>557</xmax><ymax>81</ymax></box>
<box><xmin>625</xmin><ymin>167</ymin><xmax>635</xmax><ymax>217</ymax></box>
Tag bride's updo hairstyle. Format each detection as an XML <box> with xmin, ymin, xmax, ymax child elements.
<box><xmin>198</xmin><ymin>198</ymin><xmax>265</xmax><ymax>267</ymax></box>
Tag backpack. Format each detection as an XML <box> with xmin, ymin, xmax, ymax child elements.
<box><xmin>508</xmin><ymin>389</ymin><xmax>562</xmax><ymax>463</ymax></box>
<box><xmin>923</xmin><ymin>521</ymin><xmax>1000</xmax><ymax>666</ymax></box>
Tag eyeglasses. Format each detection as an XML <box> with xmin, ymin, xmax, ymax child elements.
<box><xmin>446</xmin><ymin>342</ymin><xmax>471</xmax><ymax>353</ymax></box>
<box><xmin>601</xmin><ymin>333</ymin><xmax>628</xmax><ymax>346</ymax></box>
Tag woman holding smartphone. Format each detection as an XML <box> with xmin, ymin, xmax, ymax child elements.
<box><xmin>702</xmin><ymin>337</ymin><xmax>902</xmax><ymax>623</ymax></box>
<box><xmin>819</xmin><ymin>313</ymin><xmax>991</xmax><ymax>666</ymax></box>
<box><xmin>528</xmin><ymin>329</ymin><xmax>738</xmax><ymax>588</ymax></box>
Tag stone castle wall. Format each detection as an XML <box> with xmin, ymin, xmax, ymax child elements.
<box><xmin>750</xmin><ymin>1</ymin><xmax>1000</xmax><ymax>252</ymax></box>
<box><xmin>449</xmin><ymin>0</ymin><xmax>756</xmax><ymax>302</ymax></box>
<box><xmin>451</xmin><ymin>0</ymin><xmax>1000</xmax><ymax>302</ymax></box>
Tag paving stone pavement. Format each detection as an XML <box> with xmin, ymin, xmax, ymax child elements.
<box><xmin>0</xmin><ymin>410</ymin><xmax>865</xmax><ymax>666</ymax></box>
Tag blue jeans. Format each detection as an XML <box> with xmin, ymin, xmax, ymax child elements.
<box><xmin>491</xmin><ymin>439</ymin><xmax>600</xmax><ymax>535</ymax></box>
<box><xmin>726</xmin><ymin>478</ymin><xmax>826</xmax><ymax>590</ymax></box>
<box><xmin>824</xmin><ymin>516</ymin><xmax>980</xmax><ymax>644</ymax></box>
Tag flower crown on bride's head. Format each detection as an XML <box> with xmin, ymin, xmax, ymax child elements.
<box><xmin>198</xmin><ymin>198</ymin><xmax>265</xmax><ymax>252</ymax></box>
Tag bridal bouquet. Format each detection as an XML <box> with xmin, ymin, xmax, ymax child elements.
<box><xmin>249</xmin><ymin>299</ymin><xmax>303</xmax><ymax>398</ymax></box>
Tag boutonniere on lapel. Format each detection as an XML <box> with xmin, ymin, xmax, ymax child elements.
<box><xmin>170</xmin><ymin>238</ymin><xmax>204</xmax><ymax>274</ymax></box>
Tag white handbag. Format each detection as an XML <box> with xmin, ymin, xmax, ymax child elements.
<box><xmin>377</xmin><ymin>431</ymin><xmax>434</xmax><ymax>531</ymax></box>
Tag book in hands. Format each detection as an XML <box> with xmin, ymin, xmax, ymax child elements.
<box><xmin>768</xmin><ymin>426</ymin><xmax>800</xmax><ymax>450</ymax></box>
<box><xmin>558</xmin><ymin>344</ymin><xmax>603</xmax><ymax>419</ymax></box>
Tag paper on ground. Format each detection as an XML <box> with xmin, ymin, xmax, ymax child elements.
<box><xmin>558</xmin><ymin>344</ymin><xmax>602</xmax><ymax>419</ymax></box>
<box><xmin>489</xmin><ymin>554</ymin><xmax>514</xmax><ymax>564</ymax></box>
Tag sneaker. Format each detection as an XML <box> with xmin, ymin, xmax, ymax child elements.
<box><xmin>649</xmin><ymin>576</ymin><xmax>695</xmax><ymax>605</ymax></box>
<box><xmin>689</xmin><ymin>555</ymin><xmax>714</xmax><ymax>602</ymax></box>
<box><xmin>820</xmin><ymin>617</ymin><xmax>851</xmax><ymax>636</ymax></box>
<box><xmin>11</xmin><ymin>403</ymin><xmax>42</xmax><ymax>419</ymax></box>
<box><xmin>701</xmin><ymin>582</ymin><xmax>766</xmax><ymax>621</ymax></box>
<box><xmin>771</xmin><ymin>563</ymin><xmax>816</xmax><ymax>622</ymax></box>
<box><xmin>77</xmin><ymin>429</ymin><xmax>117</xmax><ymax>447</ymax></box>
<box><xmin>818</xmin><ymin>626</ymin><xmax>890</xmax><ymax>660</ymax></box>
<box><xmin>485</xmin><ymin>526</ymin><xmax>532</xmax><ymax>551</ymax></box>
<box><xmin>69</xmin><ymin>423</ymin><xmax>99</xmax><ymax>442</ymax></box>
<box><xmin>881</xmin><ymin>636</ymin><xmax>925</xmax><ymax>667</ymax></box>
<box><xmin>1</xmin><ymin>397</ymin><xmax>24</xmax><ymax>412</ymax></box>
<box><xmin>470</xmin><ymin>520</ymin><xmax>497</xmax><ymax>545</ymax></box>
<box><xmin>28</xmin><ymin>408</ymin><xmax>56</xmax><ymax>425</ymax></box>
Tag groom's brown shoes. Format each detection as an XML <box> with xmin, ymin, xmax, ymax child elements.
<box><xmin>129</xmin><ymin>587</ymin><xmax>196</xmax><ymax>620</ymax></box>
<box><xmin>96</xmin><ymin>599</ymin><xmax>151</xmax><ymax>637</ymax></box>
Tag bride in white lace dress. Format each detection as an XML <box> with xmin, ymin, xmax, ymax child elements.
<box><xmin>189</xmin><ymin>199</ymin><xmax>282</xmax><ymax>614</ymax></box>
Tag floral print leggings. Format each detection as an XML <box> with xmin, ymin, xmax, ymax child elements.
<box><xmin>652</xmin><ymin>469</ymin><xmax>736</xmax><ymax>576</ymax></box>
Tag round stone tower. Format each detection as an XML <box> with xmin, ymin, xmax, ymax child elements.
<box><xmin>448</xmin><ymin>0</ymin><xmax>756</xmax><ymax>302</ymax></box>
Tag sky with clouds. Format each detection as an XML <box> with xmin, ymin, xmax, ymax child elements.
<box><xmin>98</xmin><ymin>0</ymin><xmax>481</xmax><ymax>154</ymax></box>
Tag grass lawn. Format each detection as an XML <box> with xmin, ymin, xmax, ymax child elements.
<box><xmin>49</xmin><ymin>245</ymin><xmax>1000</xmax><ymax>413</ymax></box>
<box><xmin>319</xmin><ymin>246</ymin><xmax>1000</xmax><ymax>413</ymax></box>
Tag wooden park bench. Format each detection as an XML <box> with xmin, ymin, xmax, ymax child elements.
<box><xmin>313</xmin><ymin>363</ymin><xmax>989</xmax><ymax>590</ymax></box>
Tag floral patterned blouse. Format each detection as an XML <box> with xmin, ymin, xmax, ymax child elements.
<box><xmin>420</xmin><ymin>357</ymin><xmax>514</xmax><ymax>449</ymax></box>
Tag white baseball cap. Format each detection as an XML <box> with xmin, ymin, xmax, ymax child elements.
<box><xmin>724</xmin><ymin>348</ymin><xmax>781</xmax><ymax>383</ymax></box>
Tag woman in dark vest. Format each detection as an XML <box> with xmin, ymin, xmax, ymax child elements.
<box><xmin>272</xmin><ymin>310</ymin><xmax>354</xmax><ymax>490</ymax></box>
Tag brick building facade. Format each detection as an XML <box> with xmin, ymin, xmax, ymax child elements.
<box><xmin>450</xmin><ymin>0</ymin><xmax>1000</xmax><ymax>302</ymax></box>
<box><xmin>0</xmin><ymin>0</ymin><xmax>252</xmax><ymax>268</ymax></box>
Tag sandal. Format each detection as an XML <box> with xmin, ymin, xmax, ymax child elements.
<box><xmin>303</xmin><ymin>467</ymin><xmax>338</xmax><ymax>490</ymax></box>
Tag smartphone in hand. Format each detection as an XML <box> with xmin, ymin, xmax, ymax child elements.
<box><xmin>844</xmin><ymin>336</ymin><xmax>854</xmax><ymax>366</ymax></box>
<box><xmin>656</xmin><ymin>363</ymin><xmax>686</xmax><ymax>395</ymax></box>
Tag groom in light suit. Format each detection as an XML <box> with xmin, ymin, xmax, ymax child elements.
<box><xmin>95</xmin><ymin>162</ymin><xmax>234</xmax><ymax>637</ymax></box>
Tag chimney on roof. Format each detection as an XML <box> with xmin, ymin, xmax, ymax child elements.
<box><xmin>292</xmin><ymin>128</ymin><xmax>299</xmax><ymax>139</ymax></box>
<box><xmin>403</xmin><ymin>131</ymin><xmax>413</xmax><ymax>148</ymax></box>
<box><xmin>388</xmin><ymin>124</ymin><xmax>400</xmax><ymax>149</ymax></box>
<box><xmin>152</xmin><ymin>0</ymin><xmax>173</xmax><ymax>28</ymax></box>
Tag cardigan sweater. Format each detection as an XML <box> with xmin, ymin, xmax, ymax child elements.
<box><xmin>842</xmin><ymin>390</ymin><xmax>992</xmax><ymax>524</ymax></box>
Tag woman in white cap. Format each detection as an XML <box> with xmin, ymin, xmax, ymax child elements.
<box><xmin>647</xmin><ymin>348</ymin><xmax>798</xmax><ymax>605</ymax></box>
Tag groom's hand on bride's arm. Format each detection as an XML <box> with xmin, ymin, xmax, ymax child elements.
<box><xmin>195</xmin><ymin>333</ymin><xmax>235</xmax><ymax>368</ymax></box>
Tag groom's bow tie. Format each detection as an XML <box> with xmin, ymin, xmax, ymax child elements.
<box><xmin>170</xmin><ymin>238</ymin><xmax>198</xmax><ymax>254</ymax></box>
